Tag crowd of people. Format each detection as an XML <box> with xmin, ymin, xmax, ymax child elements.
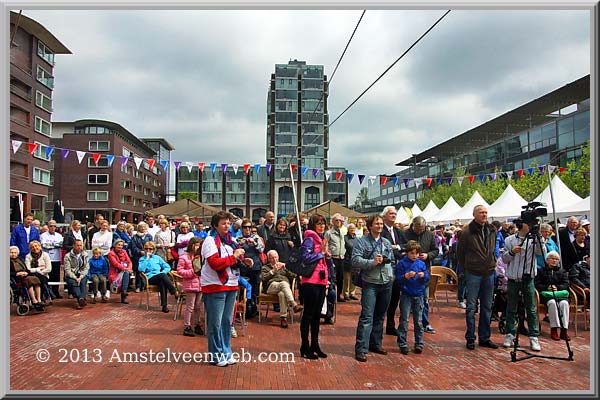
<box><xmin>10</xmin><ymin>205</ymin><xmax>591</xmax><ymax>366</ymax></box>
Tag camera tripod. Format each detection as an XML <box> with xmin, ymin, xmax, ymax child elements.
<box><xmin>510</xmin><ymin>226</ymin><xmax>574</xmax><ymax>362</ymax></box>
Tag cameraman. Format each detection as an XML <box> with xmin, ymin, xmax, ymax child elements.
<box><xmin>501</xmin><ymin>218</ymin><xmax>544</xmax><ymax>352</ymax></box>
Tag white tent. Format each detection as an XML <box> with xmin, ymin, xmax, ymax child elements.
<box><xmin>419</xmin><ymin>200</ymin><xmax>440</xmax><ymax>223</ymax></box>
<box><xmin>430</xmin><ymin>196</ymin><xmax>462</xmax><ymax>223</ymax></box>
<box><xmin>395</xmin><ymin>206</ymin><xmax>410</xmax><ymax>225</ymax></box>
<box><xmin>487</xmin><ymin>184</ymin><xmax>528</xmax><ymax>220</ymax></box>
<box><xmin>533</xmin><ymin>175</ymin><xmax>584</xmax><ymax>213</ymax></box>
<box><xmin>453</xmin><ymin>191</ymin><xmax>491</xmax><ymax>222</ymax></box>
<box><xmin>411</xmin><ymin>203</ymin><xmax>422</xmax><ymax>218</ymax></box>
<box><xmin>566</xmin><ymin>196</ymin><xmax>590</xmax><ymax>214</ymax></box>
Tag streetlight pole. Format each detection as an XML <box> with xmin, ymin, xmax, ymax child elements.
<box><xmin>412</xmin><ymin>153</ymin><xmax>418</xmax><ymax>205</ymax></box>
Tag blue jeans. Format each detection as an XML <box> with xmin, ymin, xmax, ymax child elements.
<box><xmin>355</xmin><ymin>281</ymin><xmax>392</xmax><ymax>355</ymax></box>
<box><xmin>397</xmin><ymin>294</ymin><xmax>424</xmax><ymax>348</ymax></box>
<box><xmin>204</xmin><ymin>289</ymin><xmax>237</xmax><ymax>364</ymax></box>
<box><xmin>421</xmin><ymin>286</ymin><xmax>430</xmax><ymax>327</ymax></box>
<box><xmin>66</xmin><ymin>277</ymin><xmax>88</xmax><ymax>300</ymax></box>
<box><xmin>464</xmin><ymin>271</ymin><xmax>494</xmax><ymax>343</ymax></box>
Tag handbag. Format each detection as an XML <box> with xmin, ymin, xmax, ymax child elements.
<box><xmin>110</xmin><ymin>271</ymin><xmax>125</xmax><ymax>294</ymax></box>
<box><xmin>259</xmin><ymin>251</ymin><xmax>267</xmax><ymax>265</ymax></box>
<box><xmin>540</xmin><ymin>289</ymin><xmax>570</xmax><ymax>303</ymax></box>
<box><xmin>286</xmin><ymin>247</ymin><xmax>319</xmax><ymax>278</ymax></box>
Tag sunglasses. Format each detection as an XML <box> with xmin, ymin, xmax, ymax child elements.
<box><xmin>144</xmin><ymin>247</ymin><xmax>154</xmax><ymax>250</ymax></box>
<box><xmin>242</xmin><ymin>225</ymin><xmax>252</xmax><ymax>228</ymax></box>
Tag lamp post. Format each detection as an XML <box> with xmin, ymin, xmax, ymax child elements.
<box><xmin>412</xmin><ymin>153</ymin><xmax>418</xmax><ymax>205</ymax></box>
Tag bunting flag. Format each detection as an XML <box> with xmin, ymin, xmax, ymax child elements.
<box><xmin>538</xmin><ymin>165</ymin><xmax>545</xmax><ymax>175</ymax></box>
<box><xmin>517</xmin><ymin>169</ymin><xmax>524</xmax><ymax>178</ymax></box>
<box><xmin>478</xmin><ymin>174</ymin><xmax>485</xmax><ymax>183</ymax></box>
<box><xmin>380</xmin><ymin>176</ymin><xmax>388</xmax><ymax>186</ymax></box>
<box><xmin>266</xmin><ymin>164</ymin><xmax>272</xmax><ymax>175</ymax></box>
<box><xmin>210</xmin><ymin>163</ymin><xmax>217</xmax><ymax>174</ymax></box>
<box><xmin>392</xmin><ymin>176</ymin><xmax>399</xmax><ymax>187</ymax></box>
<box><xmin>583</xmin><ymin>171</ymin><xmax>589</xmax><ymax>179</ymax></box>
<box><xmin>527</xmin><ymin>167</ymin><xmax>535</xmax><ymax>176</ymax></box>
<box><xmin>425</xmin><ymin>177</ymin><xmax>432</xmax><ymax>188</ymax></box>
<box><xmin>147</xmin><ymin>159</ymin><xmax>155</xmax><ymax>170</ymax></box>
<box><xmin>76</xmin><ymin>151</ymin><xmax>86</xmax><ymax>164</ymax></box>
<box><xmin>403</xmin><ymin>178</ymin><xmax>410</xmax><ymax>188</ymax></box>
<box><xmin>368</xmin><ymin>176</ymin><xmax>376</xmax><ymax>185</ymax></box>
<box><xmin>254</xmin><ymin>164</ymin><xmax>261</xmax><ymax>174</ymax></box>
<box><xmin>61</xmin><ymin>149</ymin><xmax>70</xmax><ymax>159</ymax></box>
<box><xmin>347</xmin><ymin>173</ymin><xmax>354</xmax><ymax>183</ymax></box>
<box><xmin>358</xmin><ymin>175</ymin><xmax>365</xmax><ymax>185</ymax></box>
<box><xmin>336</xmin><ymin>171</ymin><xmax>343</xmax><ymax>182</ymax></box>
<box><xmin>121</xmin><ymin>156</ymin><xmax>129</xmax><ymax>167</ymax></box>
<box><xmin>221</xmin><ymin>163</ymin><xmax>228</xmax><ymax>173</ymax></box>
<box><xmin>11</xmin><ymin>140</ymin><xmax>22</xmax><ymax>154</ymax></box>
<box><xmin>457</xmin><ymin>176</ymin><xmax>464</xmax><ymax>186</ymax></box>
<box><xmin>414</xmin><ymin>178</ymin><xmax>422</xmax><ymax>188</ymax></box>
<box><xmin>570</xmin><ymin>169</ymin><xmax>577</xmax><ymax>176</ymax></box>
<box><xmin>107</xmin><ymin>154</ymin><xmax>115</xmax><ymax>167</ymax></box>
<box><xmin>232</xmin><ymin>164</ymin><xmax>239</xmax><ymax>175</ymax></box>
<box><xmin>324</xmin><ymin>170</ymin><xmax>332</xmax><ymax>180</ymax></box>
<box><xmin>435</xmin><ymin>177</ymin><xmax>441</xmax><ymax>186</ymax></box>
<box><xmin>198</xmin><ymin>162</ymin><xmax>206</xmax><ymax>173</ymax></box>
<box><xmin>506</xmin><ymin>171</ymin><xmax>513</xmax><ymax>180</ymax></box>
<box><xmin>45</xmin><ymin>146</ymin><xmax>54</xmax><ymax>159</ymax></box>
<box><xmin>134</xmin><ymin>157</ymin><xmax>143</xmax><ymax>170</ymax></box>
<box><xmin>243</xmin><ymin>163</ymin><xmax>250</xmax><ymax>175</ymax></box>
<box><xmin>291</xmin><ymin>164</ymin><xmax>298</xmax><ymax>174</ymax></box>
<box><xmin>312</xmin><ymin>168</ymin><xmax>319</xmax><ymax>178</ymax></box>
<box><xmin>28</xmin><ymin>143</ymin><xmax>38</xmax><ymax>155</ymax></box>
<box><xmin>490</xmin><ymin>173</ymin><xmax>496</xmax><ymax>182</ymax></box>
<box><xmin>160</xmin><ymin>160</ymin><xmax>168</xmax><ymax>171</ymax></box>
<box><xmin>174</xmin><ymin>161</ymin><xmax>182</xmax><ymax>172</ymax></box>
<box><xmin>301</xmin><ymin>166</ymin><xmax>308</xmax><ymax>176</ymax></box>
<box><xmin>559</xmin><ymin>167</ymin><xmax>567</xmax><ymax>174</ymax></box>
<box><xmin>186</xmin><ymin>162</ymin><xmax>193</xmax><ymax>173</ymax></box>
<box><xmin>548</xmin><ymin>165</ymin><xmax>557</xmax><ymax>174</ymax></box>
<box><xmin>92</xmin><ymin>153</ymin><xmax>101</xmax><ymax>166</ymax></box>
<box><xmin>468</xmin><ymin>175</ymin><xmax>475</xmax><ymax>185</ymax></box>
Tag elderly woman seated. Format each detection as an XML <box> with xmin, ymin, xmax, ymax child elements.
<box><xmin>138</xmin><ymin>241</ymin><xmax>178</xmax><ymax>313</ymax></box>
<box><xmin>10</xmin><ymin>246</ymin><xmax>44</xmax><ymax>311</ymax></box>
<box><xmin>24</xmin><ymin>240</ymin><xmax>53</xmax><ymax>301</ymax></box>
<box><xmin>260</xmin><ymin>250</ymin><xmax>303</xmax><ymax>328</ymax></box>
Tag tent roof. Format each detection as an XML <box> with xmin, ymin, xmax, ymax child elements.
<box><xmin>453</xmin><ymin>191</ymin><xmax>490</xmax><ymax>222</ymax></box>
<box><xmin>303</xmin><ymin>201</ymin><xmax>367</xmax><ymax>219</ymax></box>
<box><xmin>395</xmin><ymin>206</ymin><xmax>410</xmax><ymax>225</ymax></box>
<box><xmin>533</xmin><ymin>175</ymin><xmax>584</xmax><ymax>213</ymax></box>
<box><xmin>419</xmin><ymin>200</ymin><xmax>440</xmax><ymax>222</ymax></box>
<box><xmin>148</xmin><ymin>199</ymin><xmax>221</xmax><ymax>221</ymax></box>
<box><xmin>565</xmin><ymin>196</ymin><xmax>590</xmax><ymax>215</ymax></box>
<box><xmin>430</xmin><ymin>196</ymin><xmax>462</xmax><ymax>223</ymax></box>
<box><xmin>411</xmin><ymin>203</ymin><xmax>422</xmax><ymax>218</ymax></box>
<box><xmin>488</xmin><ymin>184</ymin><xmax>528</xmax><ymax>219</ymax></box>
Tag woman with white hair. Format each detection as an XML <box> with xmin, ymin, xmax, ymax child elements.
<box><xmin>10</xmin><ymin>245</ymin><xmax>44</xmax><ymax>310</ymax></box>
<box><xmin>176</xmin><ymin>222</ymin><xmax>195</xmax><ymax>257</ymax></box>
<box><xmin>130</xmin><ymin>222</ymin><xmax>153</xmax><ymax>292</ymax></box>
<box><xmin>534</xmin><ymin>251</ymin><xmax>571</xmax><ymax>341</ymax></box>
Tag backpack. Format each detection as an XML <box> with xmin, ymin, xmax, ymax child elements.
<box><xmin>286</xmin><ymin>246</ymin><xmax>319</xmax><ymax>278</ymax></box>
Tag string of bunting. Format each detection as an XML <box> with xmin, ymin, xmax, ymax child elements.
<box><xmin>11</xmin><ymin>139</ymin><xmax>590</xmax><ymax>186</ymax></box>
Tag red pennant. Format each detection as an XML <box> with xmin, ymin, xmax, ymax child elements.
<box><xmin>198</xmin><ymin>162</ymin><xmax>205</xmax><ymax>172</ymax></box>
<box><xmin>425</xmin><ymin>177</ymin><xmax>433</xmax><ymax>188</ymax></box>
<box><xmin>380</xmin><ymin>176</ymin><xmax>388</xmax><ymax>186</ymax></box>
<box><xmin>336</xmin><ymin>172</ymin><xmax>343</xmax><ymax>182</ymax></box>
<box><xmin>28</xmin><ymin>143</ymin><xmax>38</xmax><ymax>155</ymax></box>
<box><xmin>92</xmin><ymin>153</ymin><xmax>101</xmax><ymax>166</ymax></box>
<box><xmin>517</xmin><ymin>169</ymin><xmax>524</xmax><ymax>178</ymax></box>
<box><xmin>148</xmin><ymin>159</ymin><xmax>156</xmax><ymax>170</ymax></box>
<box><xmin>291</xmin><ymin>164</ymin><xmax>298</xmax><ymax>174</ymax></box>
<box><xmin>243</xmin><ymin>163</ymin><xmax>250</xmax><ymax>175</ymax></box>
<box><xmin>559</xmin><ymin>167</ymin><xmax>567</xmax><ymax>174</ymax></box>
<box><xmin>195</xmin><ymin>217</ymin><xmax>199</xmax><ymax>223</ymax></box>
<box><xmin>468</xmin><ymin>175</ymin><xmax>475</xmax><ymax>185</ymax></box>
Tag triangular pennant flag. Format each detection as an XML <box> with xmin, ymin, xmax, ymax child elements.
<box><xmin>266</xmin><ymin>164</ymin><xmax>272</xmax><ymax>176</ymax></box>
<box><xmin>478</xmin><ymin>174</ymin><xmax>485</xmax><ymax>183</ymax></box>
<box><xmin>324</xmin><ymin>170</ymin><xmax>332</xmax><ymax>180</ymax></box>
<box><xmin>160</xmin><ymin>160</ymin><xmax>168</xmax><ymax>170</ymax></box>
<box><xmin>76</xmin><ymin>151</ymin><xmax>86</xmax><ymax>164</ymax></box>
<box><xmin>570</xmin><ymin>169</ymin><xmax>577</xmax><ymax>176</ymax></box>
<box><xmin>301</xmin><ymin>166</ymin><xmax>308</xmax><ymax>176</ymax></box>
<box><xmin>134</xmin><ymin>157</ymin><xmax>143</xmax><ymax>170</ymax></box>
<box><xmin>11</xmin><ymin>140</ymin><xmax>22</xmax><ymax>154</ymax></box>
<box><xmin>425</xmin><ymin>178</ymin><xmax>432</xmax><ymax>188</ymax></box>
<box><xmin>121</xmin><ymin>156</ymin><xmax>129</xmax><ymax>167</ymax></box>
<box><xmin>243</xmin><ymin>163</ymin><xmax>250</xmax><ymax>175</ymax></box>
<box><xmin>197</xmin><ymin>162</ymin><xmax>206</xmax><ymax>173</ymax></box>
<box><xmin>490</xmin><ymin>173</ymin><xmax>497</xmax><ymax>182</ymax></box>
<box><xmin>457</xmin><ymin>176</ymin><xmax>464</xmax><ymax>186</ymax></box>
<box><xmin>548</xmin><ymin>165</ymin><xmax>557</xmax><ymax>174</ymax></box>
<box><xmin>221</xmin><ymin>163</ymin><xmax>228</xmax><ymax>173</ymax></box>
<box><xmin>148</xmin><ymin>159</ymin><xmax>156</xmax><ymax>170</ymax></box>
<box><xmin>403</xmin><ymin>178</ymin><xmax>410</xmax><ymax>188</ymax></box>
<box><xmin>517</xmin><ymin>169</ymin><xmax>524</xmax><ymax>178</ymax></box>
<box><xmin>45</xmin><ymin>146</ymin><xmax>54</xmax><ymax>159</ymax></box>
<box><xmin>347</xmin><ymin>173</ymin><xmax>354</xmax><ymax>183</ymax></box>
<box><xmin>278</xmin><ymin>165</ymin><xmax>287</xmax><ymax>172</ymax></box>
<box><xmin>336</xmin><ymin>172</ymin><xmax>343</xmax><ymax>182</ymax></box>
<box><xmin>312</xmin><ymin>168</ymin><xmax>319</xmax><ymax>178</ymax></box>
<box><xmin>92</xmin><ymin>153</ymin><xmax>101</xmax><ymax>166</ymax></box>
<box><xmin>468</xmin><ymin>175</ymin><xmax>475</xmax><ymax>185</ymax></box>
<box><xmin>380</xmin><ymin>176</ymin><xmax>388</xmax><ymax>186</ymax></box>
<box><xmin>254</xmin><ymin>164</ymin><xmax>261</xmax><ymax>174</ymax></box>
<box><xmin>358</xmin><ymin>175</ymin><xmax>365</xmax><ymax>185</ymax></box>
<box><xmin>435</xmin><ymin>177</ymin><xmax>441</xmax><ymax>186</ymax></box>
<box><xmin>107</xmin><ymin>154</ymin><xmax>115</xmax><ymax>167</ymax></box>
<box><xmin>500</xmin><ymin>172</ymin><xmax>507</xmax><ymax>179</ymax></box>
<box><xmin>174</xmin><ymin>161</ymin><xmax>182</xmax><ymax>172</ymax></box>
<box><xmin>61</xmin><ymin>149</ymin><xmax>70</xmax><ymax>159</ymax></box>
<box><xmin>506</xmin><ymin>171</ymin><xmax>513</xmax><ymax>180</ymax></box>
<box><xmin>414</xmin><ymin>178</ymin><xmax>422</xmax><ymax>188</ymax></box>
<box><xmin>368</xmin><ymin>176</ymin><xmax>376</xmax><ymax>185</ymax></box>
<box><xmin>232</xmin><ymin>164</ymin><xmax>239</xmax><ymax>175</ymax></box>
<box><xmin>559</xmin><ymin>167</ymin><xmax>567</xmax><ymax>174</ymax></box>
<box><xmin>527</xmin><ymin>167</ymin><xmax>534</xmax><ymax>176</ymax></box>
<box><xmin>538</xmin><ymin>165</ymin><xmax>545</xmax><ymax>175</ymax></box>
<box><xmin>291</xmin><ymin>164</ymin><xmax>298</xmax><ymax>174</ymax></box>
<box><xmin>446</xmin><ymin>177</ymin><xmax>453</xmax><ymax>185</ymax></box>
<box><xmin>210</xmin><ymin>163</ymin><xmax>217</xmax><ymax>174</ymax></box>
<box><xmin>392</xmin><ymin>176</ymin><xmax>399</xmax><ymax>187</ymax></box>
<box><xmin>186</xmin><ymin>162</ymin><xmax>193</xmax><ymax>173</ymax></box>
<box><xmin>28</xmin><ymin>143</ymin><xmax>38</xmax><ymax>155</ymax></box>
<box><xmin>583</xmin><ymin>171</ymin><xmax>589</xmax><ymax>179</ymax></box>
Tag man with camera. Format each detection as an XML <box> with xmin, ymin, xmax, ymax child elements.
<box><xmin>352</xmin><ymin>214</ymin><xmax>395</xmax><ymax>362</ymax></box>
<box><xmin>501</xmin><ymin>215</ymin><xmax>544</xmax><ymax>352</ymax></box>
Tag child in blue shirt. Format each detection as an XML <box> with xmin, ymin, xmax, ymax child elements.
<box><xmin>396</xmin><ymin>240</ymin><xmax>430</xmax><ymax>354</ymax></box>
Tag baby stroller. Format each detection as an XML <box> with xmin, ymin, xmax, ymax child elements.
<box><xmin>491</xmin><ymin>274</ymin><xmax>507</xmax><ymax>334</ymax></box>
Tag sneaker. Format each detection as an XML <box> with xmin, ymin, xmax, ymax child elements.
<box><xmin>105</xmin><ymin>290</ymin><xmax>110</xmax><ymax>299</ymax></box>
<box><xmin>503</xmin><ymin>333</ymin><xmax>515</xmax><ymax>348</ymax></box>
<box><xmin>231</xmin><ymin>326</ymin><xmax>238</xmax><ymax>338</ymax></box>
<box><xmin>96</xmin><ymin>292</ymin><xmax>102</xmax><ymax>300</ymax></box>
<box><xmin>215</xmin><ymin>359</ymin><xmax>228</xmax><ymax>367</ymax></box>
<box><xmin>194</xmin><ymin>324</ymin><xmax>204</xmax><ymax>335</ymax></box>
<box><xmin>529</xmin><ymin>336</ymin><xmax>541</xmax><ymax>352</ymax></box>
<box><xmin>227</xmin><ymin>355</ymin><xmax>237</xmax><ymax>365</ymax></box>
<box><xmin>425</xmin><ymin>326</ymin><xmax>436</xmax><ymax>334</ymax></box>
<box><xmin>135</xmin><ymin>288</ymin><xmax>141</xmax><ymax>293</ymax></box>
<box><xmin>458</xmin><ymin>301</ymin><xmax>467</xmax><ymax>309</ymax></box>
<box><xmin>183</xmin><ymin>326</ymin><xmax>195</xmax><ymax>337</ymax></box>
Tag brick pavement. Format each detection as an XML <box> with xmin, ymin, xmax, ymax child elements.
<box><xmin>10</xmin><ymin>290</ymin><xmax>591</xmax><ymax>392</ymax></box>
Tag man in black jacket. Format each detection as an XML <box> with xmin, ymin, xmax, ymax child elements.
<box><xmin>404</xmin><ymin>216</ymin><xmax>438</xmax><ymax>334</ymax></box>
<box><xmin>381</xmin><ymin>206</ymin><xmax>407</xmax><ymax>336</ymax></box>
<box><xmin>558</xmin><ymin>216</ymin><xmax>580</xmax><ymax>271</ymax></box>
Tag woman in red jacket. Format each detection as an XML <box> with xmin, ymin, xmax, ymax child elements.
<box><xmin>107</xmin><ymin>239</ymin><xmax>133</xmax><ymax>304</ymax></box>
<box><xmin>177</xmin><ymin>237</ymin><xmax>204</xmax><ymax>337</ymax></box>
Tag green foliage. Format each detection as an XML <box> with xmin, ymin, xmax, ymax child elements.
<box><xmin>354</xmin><ymin>187</ymin><xmax>369</xmax><ymax>208</ymax></box>
<box><xmin>177</xmin><ymin>192</ymin><xmax>198</xmax><ymax>201</ymax></box>
<box><xmin>560</xmin><ymin>140</ymin><xmax>590</xmax><ymax>198</ymax></box>
<box><xmin>33</xmin><ymin>211</ymin><xmax>47</xmax><ymax>223</ymax></box>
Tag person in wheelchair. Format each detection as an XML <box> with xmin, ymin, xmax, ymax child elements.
<box><xmin>24</xmin><ymin>240</ymin><xmax>54</xmax><ymax>302</ymax></box>
<box><xmin>10</xmin><ymin>246</ymin><xmax>44</xmax><ymax>311</ymax></box>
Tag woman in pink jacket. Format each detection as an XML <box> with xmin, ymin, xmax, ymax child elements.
<box><xmin>177</xmin><ymin>237</ymin><xmax>204</xmax><ymax>337</ymax></box>
<box><xmin>107</xmin><ymin>239</ymin><xmax>133</xmax><ymax>304</ymax></box>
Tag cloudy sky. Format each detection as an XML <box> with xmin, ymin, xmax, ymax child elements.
<box><xmin>21</xmin><ymin>8</ymin><xmax>591</xmax><ymax>203</ymax></box>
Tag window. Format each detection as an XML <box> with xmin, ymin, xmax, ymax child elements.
<box><xmin>144</xmin><ymin>175</ymin><xmax>151</xmax><ymax>183</ymax></box>
<box><xmin>37</xmin><ymin>41</ymin><xmax>55</xmax><ymax>65</ymax></box>
<box><xmin>89</xmin><ymin>141</ymin><xmax>110</xmax><ymax>151</ymax></box>
<box><xmin>143</xmin><ymin>188</ymin><xmax>150</xmax><ymax>196</ymax></box>
<box><xmin>35</xmin><ymin>91</ymin><xmax>52</xmax><ymax>112</ymax></box>
<box><xmin>36</xmin><ymin>65</ymin><xmax>54</xmax><ymax>89</ymax></box>
<box><xmin>87</xmin><ymin>191</ymin><xmax>108</xmax><ymax>201</ymax></box>
<box><xmin>33</xmin><ymin>141</ymin><xmax>51</xmax><ymax>161</ymax></box>
<box><xmin>121</xmin><ymin>180</ymin><xmax>132</xmax><ymax>189</ymax></box>
<box><xmin>134</xmin><ymin>184</ymin><xmax>141</xmax><ymax>192</ymax></box>
<box><xmin>33</xmin><ymin>167</ymin><xmax>51</xmax><ymax>186</ymax></box>
<box><xmin>34</xmin><ymin>116</ymin><xmax>52</xmax><ymax>136</ymax></box>
<box><xmin>304</xmin><ymin>186</ymin><xmax>320</xmax><ymax>210</ymax></box>
<box><xmin>278</xmin><ymin>186</ymin><xmax>294</xmax><ymax>217</ymax></box>
<box><xmin>88</xmin><ymin>157</ymin><xmax>110</xmax><ymax>168</ymax></box>
<box><xmin>88</xmin><ymin>174</ymin><xmax>109</xmax><ymax>185</ymax></box>
<box><xmin>133</xmin><ymin>170</ymin><xmax>141</xmax><ymax>179</ymax></box>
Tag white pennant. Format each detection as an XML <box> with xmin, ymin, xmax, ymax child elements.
<box><xmin>11</xmin><ymin>140</ymin><xmax>22</xmax><ymax>154</ymax></box>
<box><xmin>548</xmin><ymin>165</ymin><xmax>557</xmax><ymax>174</ymax></box>
<box><xmin>76</xmin><ymin>151</ymin><xmax>86</xmax><ymax>164</ymax></box>
<box><xmin>456</xmin><ymin>176</ymin><xmax>464</xmax><ymax>186</ymax></box>
<box><xmin>134</xmin><ymin>157</ymin><xmax>143</xmax><ymax>169</ymax></box>
<box><xmin>324</xmin><ymin>170</ymin><xmax>332</xmax><ymax>180</ymax></box>
<box><xmin>506</xmin><ymin>171</ymin><xmax>513</xmax><ymax>180</ymax></box>
<box><xmin>232</xmin><ymin>163</ymin><xmax>239</xmax><ymax>175</ymax></box>
<box><xmin>413</xmin><ymin>178</ymin><xmax>422</xmax><ymax>188</ymax></box>
<box><xmin>368</xmin><ymin>175</ymin><xmax>376</xmax><ymax>185</ymax></box>
<box><xmin>185</xmin><ymin>162</ymin><xmax>193</xmax><ymax>173</ymax></box>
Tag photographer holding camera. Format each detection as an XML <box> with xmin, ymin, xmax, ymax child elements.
<box><xmin>352</xmin><ymin>214</ymin><xmax>395</xmax><ymax>362</ymax></box>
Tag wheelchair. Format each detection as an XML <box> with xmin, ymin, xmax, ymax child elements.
<box><xmin>10</xmin><ymin>278</ymin><xmax>44</xmax><ymax>316</ymax></box>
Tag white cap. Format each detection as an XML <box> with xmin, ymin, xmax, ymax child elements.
<box><xmin>581</xmin><ymin>219</ymin><xmax>590</xmax><ymax>226</ymax></box>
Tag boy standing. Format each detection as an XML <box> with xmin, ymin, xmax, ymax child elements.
<box><xmin>396</xmin><ymin>240</ymin><xmax>429</xmax><ymax>355</ymax></box>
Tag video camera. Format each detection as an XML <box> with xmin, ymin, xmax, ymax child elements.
<box><xmin>520</xmin><ymin>201</ymin><xmax>547</xmax><ymax>233</ymax></box>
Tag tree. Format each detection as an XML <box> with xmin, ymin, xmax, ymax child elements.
<box><xmin>560</xmin><ymin>140</ymin><xmax>590</xmax><ymax>198</ymax></box>
<box><xmin>354</xmin><ymin>187</ymin><xmax>369</xmax><ymax>208</ymax></box>
<box><xmin>177</xmin><ymin>192</ymin><xmax>198</xmax><ymax>201</ymax></box>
